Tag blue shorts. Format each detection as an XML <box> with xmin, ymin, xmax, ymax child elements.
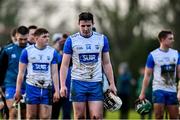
<box><xmin>26</xmin><ymin>84</ymin><xmax>53</xmax><ymax>105</ymax></box>
<box><xmin>152</xmin><ymin>90</ymin><xmax>178</xmax><ymax>105</ymax></box>
<box><xmin>70</xmin><ymin>80</ymin><xmax>103</xmax><ymax>102</ymax></box>
<box><xmin>5</xmin><ymin>86</ymin><xmax>25</xmax><ymax>100</ymax></box>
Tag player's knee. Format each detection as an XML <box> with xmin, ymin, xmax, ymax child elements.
<box><xmin>91</xmin><ymin>114</ymin><xmax>103</xmax><ymax>119</ymax></box>
<box><xmin>75</xmin><ymin>111</ymin><xmax>85</xmax><ymax>119</ymax></box>
<box><xmin>154</xmin><ymin>112</ymin><xmax>163</xmax><ymax>119</ymax></box>
<box><xmin>75</xmin><ymin>114</ymin><xmax>85</xmax><ymax>119</ymax></box>
<box><xmin>40</xmin><ymin>114</ymin><xmax>51</xmax><ymax>119</ymax></box>
<box><xmin>26</xmin><ymin>113</ymin><xmax>37</xmax><ymax>119</ymax></box>
<box><xmin>9</xmin><ymin>108</ymin><xmax>17</xmax><ymax>119</ymax></box>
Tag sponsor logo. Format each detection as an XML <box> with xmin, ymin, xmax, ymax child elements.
<box><xmin>32</xmin><ymin>63</ymin><xmax>49</xmax><ymax>72</ymax></box>
<box><xmin>79</xmin><ymin>53</ymin><xmax>99</xmax><ymax>63</ymax></box>
<box><xmin>11</xmin><ymin>54</ymin><xmax>16</xmax><ymax>58</ymax></box>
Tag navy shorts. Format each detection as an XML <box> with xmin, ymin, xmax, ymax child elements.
<box><xmin>5</xmin><ymin>86</ymin><xmax>25</xmax><ymax>100</ymax></box>
<box><xmin>70</xmin><ymin>80</ymin><xmax>104</xmax><ymax>102</ymax></box>
<box><xmin>26</xmin><ymin>84</ymin><xmax>53</xmax><ymax>105</ymax></box>
<box><xmin>152</xmin><ymin>90</ymin><xmax>178</xmax><ymax>105</ymax></box>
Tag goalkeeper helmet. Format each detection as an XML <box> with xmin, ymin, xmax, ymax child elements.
<box><xmin>135</xmin><ymin>99</ymin><xmax>152</xmax><ymax>115</ymax></box>
<box><xmin>104</xmin><ymin>90</ymin><xmax>122</xmax><ymax>111</ymax></box>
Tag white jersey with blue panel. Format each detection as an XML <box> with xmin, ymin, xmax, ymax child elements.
<box><xmin>63</xmin><ymin>32</ymin><xmax>109</xmax><ymax>82</ymax></box>
<box><xmin>20</xmin><ymin>45</ymin><xmax>58</xmax><ymax>88</ymax></box>
<box><xmin>146</xmin><ymin>48</ymin><xmax>180</xmax><ymax>92</ymax></box>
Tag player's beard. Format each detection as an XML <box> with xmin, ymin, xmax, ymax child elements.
<box><xmin>82</xmin><ymin>30</ymin><xmax>92</xmax><ymax>38</ymax></box>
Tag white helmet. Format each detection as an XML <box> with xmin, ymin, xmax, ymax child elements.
<box><xmin>104</xmin><ymin>90</ymin><xmax>122</xmax><ymax>111</ymax></box>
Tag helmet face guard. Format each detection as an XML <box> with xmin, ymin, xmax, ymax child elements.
<box><xmin>135</xmin><ymin>99</ymin><xmax>152</xmax><ymax>115</ymax></box>
<box><xmin>104</xmin><ymin>90</ymin><xmax>122</xmax><ymax>111</ymax></box>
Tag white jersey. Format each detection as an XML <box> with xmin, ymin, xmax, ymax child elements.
<box><xmin>146</xmin><ymin>48</ymin><xmax>179</xmax><ymax>92</ymax></box>
<box><xmin>20</xmin><ymin>45</ymin><xmax>58</xmax><ymax>88</ymax></box>
<box><xmin>63</xmin><ymin>32</ymin><xmax>110</xmax><ymax>82</ymax></box>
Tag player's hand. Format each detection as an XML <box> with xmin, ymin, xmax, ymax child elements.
<box><xmin>139</xmin><ymin>92</ymin><xmax>145</xmax><ymax>101</ymax></box>
<box><xmin>14</xmin><ymin>91</ymin><xmax>22</xmax><ymax>103</ymax></box>
<box><xmin>177</xmin><ymin>90</ymin><xmax>180</xmax><ymax>102</ymax></box>
<box><xmin>108</xmin><ymin>84</ymin><xmax>117</xmax><ymax>95</ymax></box>
<box><xmin>53</xmin><ymin>91</ymin><xmax>60</xmax><ymax>103</ymax></box>
<box><xmin>60</xmin><ymin>86</ymin><xmax>67</xmax><ymax>98</ymax></box>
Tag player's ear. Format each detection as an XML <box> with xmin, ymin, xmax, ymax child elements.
<box><xmin>34</xmin><ymin>36</ymin><xmax>38</xmax><ymax>42</ymax></box>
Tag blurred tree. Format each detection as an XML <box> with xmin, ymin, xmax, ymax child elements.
<box><xmin>155</xmin><ymin>0</ymin><xmax>180</xmax><ymax>50</ymax></box>
<box><xmin>0</xmin><ymin>0</ymin><xmax>22</xmax><ymax>47</ymax></box>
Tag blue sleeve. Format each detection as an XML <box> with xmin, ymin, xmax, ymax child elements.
<box><xmin>102</xmin><ymin>36</ymin><xmax>110</xmax><ymax>52</ymax></box>
<box><xmin>146</xmin><ymin>53</ymin><xmax>154</xmax><ymax>68</ymax></box>
<box><xmin>51</xmin><ymin>50</ymin><xmax>59</xmax><ymax>64</ymax></box>
<box><xmin>178</xmin><ymin>53</ymin><xmax>180</xmax><ymax>65</ymax></box>
<box><xmin>63</xmin><ymin>37</ymin><xmax>72</xmax><ymax>54</ymax></box>
<box><xmin>57</xmin><ymin>53</ymin><xmax>62</xmax><ymax>64</ymax></box>
<box><xmin>20</xmin><ymin>49</ymin><xmax>28</xmax><ymax>64</ymax></box>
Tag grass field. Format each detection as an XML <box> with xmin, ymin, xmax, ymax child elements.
<box><xmin>59</xmin><ymin>109</ymin><xmax>154</xmax><ymax>119</ymax></box>
<box><xmin>105</xmin><ymin>109</ymin><xmax>142</xmax><ymax>119</ymax></box>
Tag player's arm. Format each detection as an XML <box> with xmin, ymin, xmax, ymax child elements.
<box><xmin>51</xmin><ymin>63</ymin><xmax>60</xmax><ymax>102</ymax></box>
<box><xmin>14</xmin><ymin>49</ymin><xmax>28</xmax><ymax>102</ymax></box>
<box><xmin>60</xmin><ymin>53</ymin><xmax>71</xmax><ymax>97</ymax></box>
<box><xmin>139</xmin><ymin>67</ymin><xmax>153</xmax><ymax>100</ymax></box>
<box><xmin>0</xmin><ymin>48</ymin><xmax>8</xmax><ymax>85</ymax></box>
<box><xmin>15</xmin><ymin>62</ymin><xmax>27</xmax><ymax>102</ymax></box>
<box><xmin>102</xmin><ymin>52</ymin><xmax>116</xmax><ymax>94</ymax></box>
<box><xmin>102</xmin><ymin>35</ymin><xmax>117</xmax><ymax>94</ymax></box>
<box><xmin>139</xmin><ymin>54</ymin><xmax>154</xmax><ymax>100</ymax></box>
<box><xmin>60</xmin><ymin>37</ymin><xmax>72</xmax><ymax>97</ymax></box>
<box><xmin>177</xmin><ymin>53</ymin><xmax>180</xmax><ymax>101</ymax></box>
<box><xmin>51</xmin><ymin>50</ymin><xmax>60</xmax><ymax>102</ymax></box>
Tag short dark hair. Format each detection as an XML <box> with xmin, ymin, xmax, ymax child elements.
<box><xmin>92</xmin><ymin>27</ymin><xmax>96</xmax><ymax>32</ymax></box>
<box><xmin>28</xmin><ymin>25</ymin><xmax>37</xmax><ymax>30</ymax></box>
<box><xmin>16</xmin><ymin>26</ymin><xmax>29</xmax><ymax>35</ymax></box>
<box><xmin>10</xmin><ymin>27</ymin><xmax>17</xmax><ymax>37</ymax></box>
<box><xmin>62</xmin><ymin>33</ymin><xmax>68</xmax><ymax>39</ymax></box>
<box><xmin>79</xmin><ymin>12</ymin><xmax>94</xmax><ymax>23</ymax></box>
<box><xmin>34</xmin><ymin>28</ymin><xmax>49</xmax><ymax>36</ymax></box>
<box><xmin>158</xmin><ymin>30</ymin><xmax>173</xmax><ymax>41</ymax></box>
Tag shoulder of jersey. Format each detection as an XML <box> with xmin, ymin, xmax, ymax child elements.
<box><xmin>4</xmin><ymin>43</ymin><xmax>16</xmax><ymax>50</ymax></box>
<box><xmin>169</xmin><ymin>48</ymin><xmax>178</xmax><ymax>52</ymax></box>
<box><xmin>26</xmin><ymin>45</ymin><xmax>34</xmax><ymax>50</ymax></box>
<box><xmin>46</xmin><ymin>45</ymin><xmax>55</xmax><ymax>50</ymax></box>
<box><xmin>150</xmin><ymin>48</ymin><xmax>159</xmax><ymax>54</ymax></box>
<box><xmin>93</xmin><ymin>32</ymin><xmax>103</xmax><ymax>36</ymax></box>
<box><xmin>70</xmin><ymin>32</ymin><xmax>80</xmax><ymax>38</ymax></box>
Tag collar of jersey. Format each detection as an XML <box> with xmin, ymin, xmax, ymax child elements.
<box><xmin>158</xmin><ymin>48</ymin><xmax>169</xmax><ymax>53</ymax></box>
<box><xmin>34</xmin><ymin>44</ymin><xmax>47</xmax><ymax>50</ymax></box>
<box><xmin>79</xmin><ymin>32</ymin><xmax>93</xmax><ymax>38</ymax></box>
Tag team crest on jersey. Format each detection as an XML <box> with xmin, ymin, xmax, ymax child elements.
<box><xmin>95</xmin><ymin>45</ymin><xmax>100</xmax><ymax>50</ymax></box>
<box><xmin>11</xmin><ymin>54</ymin><xmax>16</xmax><ymax>58</ymax></box>
<box><xmin>47</xmin><ymin>56</ymin><xmax>50</xmax><ymax>60</ymax></box>
<box><xmin>38</xmin><ymin>55</ymin><xmax>43</xmax><ymax>60</ymax></box>
<box><xmin>173</xmin><ymin>58</ymin><xmax>176</xmax><ymax>62</ymax></box>
<box><xmin>164</xmin><ymin>57</ymin><xmax>170</xmax><ymax>62</ymax></box>
<box><xmin>86</xmin><ymin>44</ymin><xmax>91</xmax><ymax>50</ymax></box>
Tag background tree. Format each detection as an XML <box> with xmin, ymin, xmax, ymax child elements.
<box><xmin>0</xmin><ymin>0</ymin><xmax>22</xmax><ymax>46</ymax></box>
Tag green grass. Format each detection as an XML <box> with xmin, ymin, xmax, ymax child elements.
<box><xmin>59</xmin><ymin>109</ymin><xmax>153</xmax><ymax>119</ymax></box>
<box><xmin>104</xmin><ymin>110</ymin><xmax>154</xmax><ymax>120</ymax></box>
<box><xmin>105</xmin><ymin>109</ymin><xmax>141</xmax><ymax>119</ymax></box>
